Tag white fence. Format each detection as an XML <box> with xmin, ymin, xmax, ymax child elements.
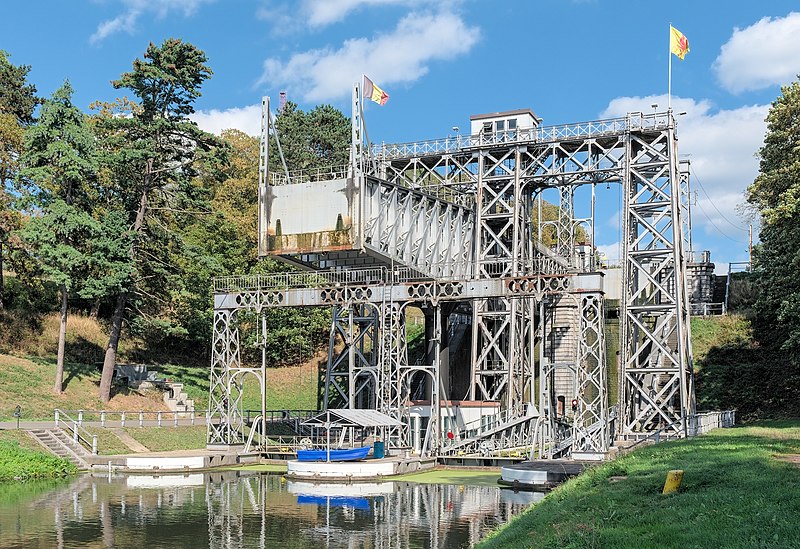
<box><xmin>55</xmin><ymin>409</ymin><xmax>207</xmax><ymax>429</ymax></box>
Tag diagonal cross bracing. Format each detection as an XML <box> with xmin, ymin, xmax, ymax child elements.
<box><xmin>208</xmin><ymin>109</ymin><xmax>693</xmax><ymax>454</ymax></box>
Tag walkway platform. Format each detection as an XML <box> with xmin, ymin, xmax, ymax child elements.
<box><xmin>286</xmin><ymin>456</ymin><xmax>436</xmax><ymax>481</ymax></box>
<box><xmin>85</xmin><ymin>449</ymin><xmax>260</xmax><ymax>473</ymax></box>
<box><xmin>499</xmin><ymin>460</ymin><xmax>591</xmax><ymax>490</ymax></box>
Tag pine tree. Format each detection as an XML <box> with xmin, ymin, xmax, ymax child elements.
<box><xmin>95</xmin><ymin>39</ymin><xmax>221</xmax><ymax>403</ymax></box>
<box><xmin>20</xmin><ymin>81</ymin><xmax>98</xmax><ymax>393</ymax></box>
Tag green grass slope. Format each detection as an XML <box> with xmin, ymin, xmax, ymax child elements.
<box><xmin>478</xmin><ymin>421</ymin><xmax>800</xmax><ymax>548</ymax></box>
<box><xmin>0</xmin><ymin>434</ymin><xmax>77</xmax><ymax>481</ymax></box>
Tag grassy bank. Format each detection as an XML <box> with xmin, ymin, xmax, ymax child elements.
<box><xmin>123</xmin><ymin>425</ymin><xmax>208</xmax><ymax>452</ymax></box>
<box><xmin>0</xmin><ymin>432</ymin><xmax>77</xmax><ymax>481</ymax></box>
<box><xmin>0</xmin><ymin>353</ymin><xmax>175</xmax><ymax>420</ymax></box>
<box><xmin>0</xmin><ymin>349</ymin><xmax>320</xmax><ymax>421</ymax></box>
<box><xmin>478</xmin><ymin>421</ymin><xmax>800</xmax><ymax>548</ymax></box>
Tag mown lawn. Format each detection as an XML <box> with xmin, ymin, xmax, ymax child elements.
<box><xmin>478</xmin><ymin>421</ymin><xmax>800</xmax><ymax>549</ymax></box>
<box><xmin>123</xmin><ymin>425</ymin><xmax>208</xmax><ymax>452</ymax></box>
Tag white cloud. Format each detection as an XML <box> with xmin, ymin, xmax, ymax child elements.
<box><xmin>600</xmin><ymin>94</ymin><xmax>767</xmax><ymax>242</ymax></box>
<box><xmin>257</xmin><ymin>0</ymin><xmax>425</xmax><ymax>31</ymax></box>
<box><xmin>596</xmin><ymin>241</ymin><xmax>620</xmax><ymax>263</ymax></box>
<box><xmin>259</xmin><ymin>9</ymin><xmax>479</xmax><ymax>102</ymax></box>
<box><xmin>714</xmin><ymin>12</ymin><xmax>800</xmax><ymax>93</ymax></box>
<box><xmin>304</xmin><ymin>0</ymin><xmax>422</xmax><ymax>27</ymax></box>
<box><xmin>91</xmin><ymin>0</ymin><xmax>215</xmax><ymax>44</ymax></box>
<box><xmin>190</xmin><ymin>105</ymin><xmax>262</xmax><ymax>136</ymax></box>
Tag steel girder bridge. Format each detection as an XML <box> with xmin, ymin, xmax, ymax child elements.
<box><xmin>206</xmin><ymin>86</ymin><xmax>695</xmax><ymax>460</ymax></box>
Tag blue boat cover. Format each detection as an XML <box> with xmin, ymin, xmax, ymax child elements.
<box><xmin>297</xmin><ymin>495</ymin><xmax>371</xmax><ymax>511</ymax></box>
<box><xmin>296</xmin><ymin>445</ymin><xmax>371</xmax><ymax>462</ymax></box>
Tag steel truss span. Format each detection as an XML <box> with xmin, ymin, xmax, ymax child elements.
<box><xmin>207</xmin><ymin>99</ymin><xmax>693</xmax><ymax>460</ymax></box>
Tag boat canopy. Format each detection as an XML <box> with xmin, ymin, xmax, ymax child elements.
<box><xmin>302</xmin><ymin>409</ymin><xmax>402</xmax><ymax>428</ymax></box>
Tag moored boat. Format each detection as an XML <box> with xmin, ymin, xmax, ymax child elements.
<box><xmin>296</xmin><ymin>445</ymin><xmax>372</xmax><ymax>462</ymax></box>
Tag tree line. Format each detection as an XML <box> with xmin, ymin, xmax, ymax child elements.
<box><xmin>696</xmin><ymin>76</ymin><xmax>800</xmax><ymax>418</ymax></box>
<box><xmin>0</xmin><ymin>40</ymin><xmax>349</xmax><ymax>402</ymax></box>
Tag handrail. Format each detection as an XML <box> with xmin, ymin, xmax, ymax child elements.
<box><xmin>244</xmin><ymin>415</ymin><xmax>264</xmax><ymax>453</ymax></box>
<box><xmin>269</xmin><ymin>164</ymin><xmax>350</xmax><ymax>186</ymax></box>
<box><xmin>373</xmin><ymin>111</ymin><xmax>672</xmax><ymax>160</ymax></box>
<box><xmin>213</xmin><ymin>258</ymin><xmax>571</xmax><ymax>293</ymax></box>
<box><xmin>620</xmin><ymin>410</ymin><xmax>736</xmax><ymax>451</ymax></box>
<box><xmin>690</xmin><ymin>302</ymin><xmax>726</xmax><ymax>316</ymax></box>
<box><xmin>263</xmin><ymin>113</ymin><xmax>672</xmax><ymax>183</ymax></box>
<box><xmin>55</xmin><ymin>409</ymin><xmax>206</xmax><ymax>428</ymax></box>
<box><xmin>443</xmin><ymin>404</ymin><xmax>532</xmax><ymax>450</ymax></box>
<box><xmin>54</xmin><ymin>409</ymin><xmax>98</xmax><ymax>455</ymax></box>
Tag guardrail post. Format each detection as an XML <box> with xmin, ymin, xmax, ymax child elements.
<box><xmin>191</xmin><ymin>412</ymin><xmax>195</xmax><ymax>426</ymax></box>
<box><xmin>54</xmin><ymin>409</ymin><xmax>59</xmax><ymax>428</ymax></box>
<box><xmin>72</xmin><ymin>422</ymin><xmax>79</xmax><ymax>443</ymax></box>
<box><xmin>157</xmin><ymin>411</ymin><xmax>162</xmax><ymax>427</ymax></box>
<box><xmin>78</xmin><ymin>410</ymin><xmax>83</xmax><ymax>425</ymax></box>
<box><xmin>92</xmin><ymin>435</ymin><xmax>98</xmax><ymax>455</ymax></box>
<box><xmin>100</xmin><ymin>411</ymin><xmax>106</xmax><ymax>427</ymax></box>
<box><xmin>173</xmin><ymin>413</ymin><xmax>178</xmax><ymax>427</ymax></box>
<box><xmin>139</xmin><ymin>411</ymin><xmax>144</xmax><ymax>427</ymax></box>
<box><xmin>120</xmin><ymin>412</ymin><xmax>126</xmax><ymax>428</ymax></box>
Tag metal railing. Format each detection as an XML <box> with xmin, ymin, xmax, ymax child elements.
<box><xmin>687</xmin><ymin>410</ymin><xmax>736</xmax><ymax>436</ymax></box>
<box><xmin>687</xmin><ymin>250</ymin><xmax>712</xmax><ymax>263</ymax></box>
<box><xmin>269</xmin><ymin>164</ymin><xmax>350</xmax><ymax>186</ymax></box>
<box><xmin>620</xmin><ymin>409</ymin><xmax>736</xmax><ymax>451</ymax></box>
<box><xmin>691</xmin><ymin>302</ymin><xmax>726</xmax><ymax>316</ymax></box>
<box><xmin>262</xmin><ymin>114</ymin><xmax>672</xmax><ymax>184</ymax></box>
<box><xmin>374</xmin><ymin>112</ymin><xmax>672</xmax><ymax>160</ymax></box>
<box><xmin>55</xmin><ymin>409</ymin><xmax>207</xmax><ymax>428</ymax></box>
<box><xmin>442</xmin><ymin>404</ymin><xmax>532</xmax><ymax>450</ymax></box>
<box><xmin>54</xmin><ymin>409</ymin><xmax>98</xmax><ymax>455</ymax></box>
<box><xmin>214</xmin><ymin>258</ymin><xmax>571</xmax><ymax>293</ymax></box>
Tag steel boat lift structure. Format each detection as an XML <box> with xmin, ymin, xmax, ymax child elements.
<box><xmin>207</xmin><ymin>82</ymin><xmax>695</xmax><ymax>461</ymax></box>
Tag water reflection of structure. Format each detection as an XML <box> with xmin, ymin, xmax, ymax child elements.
<box><xmin>207</xmin><ymin>473</ymin><xmax>542</xmax><ymax>549</ymax></box>
<box><xmin>0</xmin><ymin>472</ymin><xmax>540</xmax><ymax>549</ymax></box>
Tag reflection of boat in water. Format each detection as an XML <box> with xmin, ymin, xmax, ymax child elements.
<box><xmin>498</xmin><ymin>488</ymin><xmax>545</xmax><ymax>506</ymax></box>
<box><xmin>287</xmin><ymin>480</ymin><xmax>395</xmax><ymax>497</ymax></box>
<box><xmin>297</xmin><ymin>495</ymin><xmax>370</xmax><ymax>511</ymax></box>
<box><xmin>297</xmin><ymin>445</ymin><xmax>371</xmax><ymax>462</ymax></box>
<box><xmin>125</xmin><ymin>474</ymin><xmax>206</xmax><ymax>488</ymax></box>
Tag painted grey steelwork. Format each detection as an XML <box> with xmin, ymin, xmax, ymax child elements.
<box><xmin>207</xmin><ymin>87</ymin><xmax>693</xmax><ymax>461</ymax></box>
<box><xmin>370</xmin><ymin>107</ymin><xmax>692</xmax><ymax>447</ymax></box>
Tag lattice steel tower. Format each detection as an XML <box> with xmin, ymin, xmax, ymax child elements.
<box><xmin>205</xmin><ymin>87</ymin><xmax>695</xmax><ymax>459</ymax></box>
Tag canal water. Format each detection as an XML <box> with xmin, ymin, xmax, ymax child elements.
<box><xmin>0</xmin><ymin>471</ymin><xmax>542</xmax><ymax>548</ymax></box>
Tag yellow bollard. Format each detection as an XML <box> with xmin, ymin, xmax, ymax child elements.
<box><xmin>662</xmin><ymin>469</ymin><xmax>684</xmax><ymax>495</ymax></box>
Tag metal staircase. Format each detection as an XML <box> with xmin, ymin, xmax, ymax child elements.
<box><xmin>440</xmin><ymin>406</ymin><xmax>539</xmax><ymax>456</ymax></box>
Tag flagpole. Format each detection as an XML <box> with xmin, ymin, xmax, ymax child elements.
<box><xmin>668</xmin><ymin>23</ymin><xmax>672</xmax><ymax>110</ymax></box>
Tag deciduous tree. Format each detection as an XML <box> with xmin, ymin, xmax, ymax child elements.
<box><xmin>0</xmin><ymin>51</ymin><xmax>41</xmax><ymax>310</ymax></box>
<box><xmin>747</xmin><ymin>78</ymin><xmax>800</xmax><ymax>365</ymax></box>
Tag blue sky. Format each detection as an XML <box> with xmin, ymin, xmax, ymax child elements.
<box><xmin>4</xmin><ymin>0</ymin><xmax>800</xmax><ymax>269</ymax></box>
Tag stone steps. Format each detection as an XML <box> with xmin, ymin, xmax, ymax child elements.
<box><xmin>28</xmin><ymin>428</ymin><xmax>91</xmax><ymax>469</ymax></box>
<box><xmin>164</xmin><ymin>381</ymin><xmax>195</xmax><ymax>414</ymax></box>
